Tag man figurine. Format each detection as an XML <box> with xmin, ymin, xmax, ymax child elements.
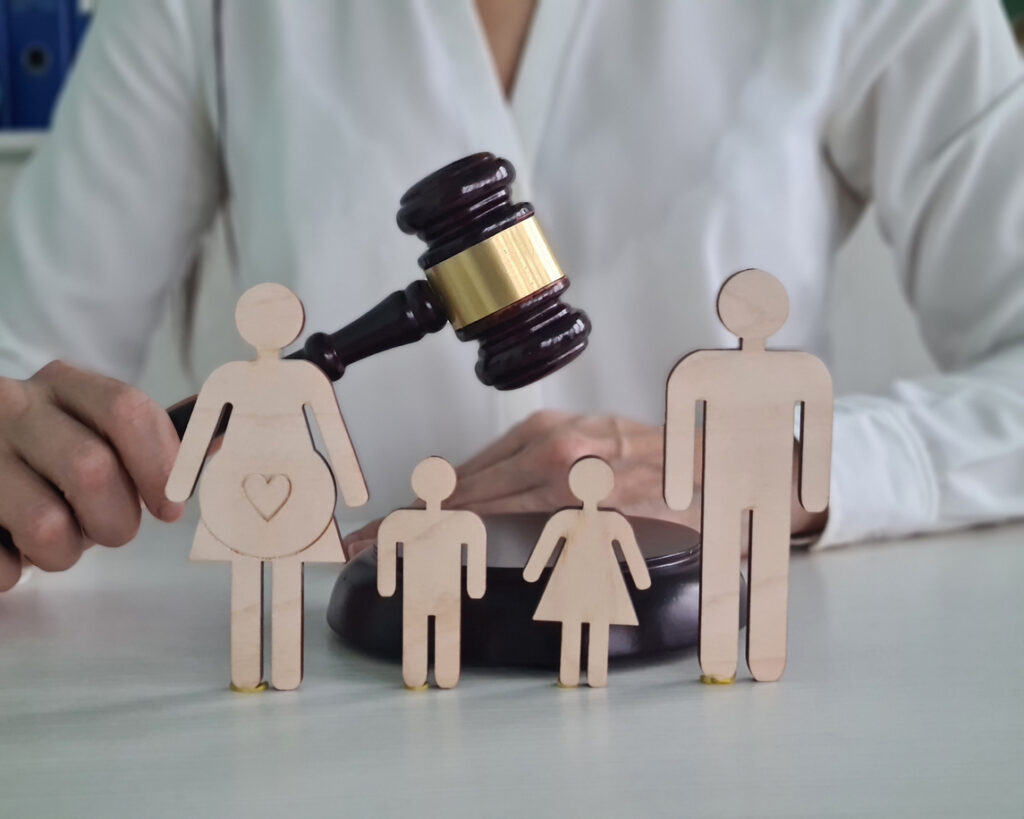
<box><xmin>664</xmin><ymin>269</ymin><xmax>832</xmax><ymax>683</ymax></box>
<box><xmin>377</xmin><ymin>457</ymin><xmax>486</xmax><ymax>689</ymax></box>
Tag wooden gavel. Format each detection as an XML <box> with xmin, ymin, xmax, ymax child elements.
<box><xmin>168</xmin><ymin>151</ymin><xmax>592</xmax><ymax>436</ymax></box>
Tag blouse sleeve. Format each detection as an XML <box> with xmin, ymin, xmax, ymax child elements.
<box><xmin>815</xmin><ymin>1</ymin><xmax>1024</xmax><ymax>548</ymax></box>
<box><xmin>818</xmin><ymin>0</ymin><xmax>1024</xmax><ymax>545</ymax></box>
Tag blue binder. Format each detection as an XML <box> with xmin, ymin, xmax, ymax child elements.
<box><xmin>0</xmin><ymin>0</ymin><xmax>92</xmax><ymax>129</ymax></box>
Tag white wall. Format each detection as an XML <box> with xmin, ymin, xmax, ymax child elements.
<box><xmin>0</xmin><ymin>147</ymin><xmax>937</xmax><ymax>403</ymax></box>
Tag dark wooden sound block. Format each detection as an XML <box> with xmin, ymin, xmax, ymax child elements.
<box><xmin>327</xmin><ymin>512</ymin><xmax>747</xmax><ymax>668</ymax></box>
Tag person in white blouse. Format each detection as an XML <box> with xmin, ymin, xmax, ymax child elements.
<box><xmin>0</xmin><ymin>0</ymin><xmax>1021</xmax><ymax>592</ymax></box>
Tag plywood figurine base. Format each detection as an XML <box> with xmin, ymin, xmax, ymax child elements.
<box><xmin>523</xmin><ymin>457</ymin><xmax>651</xmax><ymax>687</ymax></box>
<box><xmin>664</xmin><ymin>269</ymin><xmax>832</xmax><ymax>683</ymax></box>
<box><xmin>165</xmin><ymin>283</ymin><xmax>369</xmax><ymax>691</ymax></box>
<box><xmin>377</xmin><ymin>457</ymin><xmax>486</xmax><ymax>689</ymax></box>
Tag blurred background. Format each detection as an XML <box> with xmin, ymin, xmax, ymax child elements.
<box><xmin>0</xmin><ymin>1</ymin><xmax>1021</xmax><ymax>407</ymax></box>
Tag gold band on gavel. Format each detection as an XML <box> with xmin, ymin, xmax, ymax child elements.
<box><xmin>425</xmin><ymin>217</ymin><xmax>565</xmax><ymax>330</ymax></box>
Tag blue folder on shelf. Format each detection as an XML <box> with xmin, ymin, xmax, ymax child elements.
<box><xmin>0</xmin><ymin>0</ymin><xmax>92</xmax><ymax>129</ymax></box>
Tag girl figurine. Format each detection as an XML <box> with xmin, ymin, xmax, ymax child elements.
<box><xmin>523</xmin><ymin>457</ymin><xmax>651</xmax><ymax>687</ymax></box>
<box><xmin>165</xmin><ymin>282</ymin><xmax>368</xmax><ymax>691</ymax></box>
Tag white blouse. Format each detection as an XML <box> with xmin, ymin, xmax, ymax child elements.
<box><xmin>1</xmin><ymin>0</ymin><xmax>1022</xmax><ymax>545</ymax></box>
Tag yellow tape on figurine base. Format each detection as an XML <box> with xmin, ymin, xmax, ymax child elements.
<box><xmin>700</xmin><ymin>674</ymin><xmax>736</xmax><ymax>685</ymax></box>
<box><xmin>230</xmin><ymin>681</ymin><xmax>269</xmax><ymax>693</ymax></box>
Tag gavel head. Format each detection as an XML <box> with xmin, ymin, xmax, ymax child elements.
<box><xmin>396</xmin><ymin>152</ymin><xmax>591</xmax><ymax>390</ymax></box>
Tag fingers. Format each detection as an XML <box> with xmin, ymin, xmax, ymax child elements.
<box><xmin>0</xmin><ymin>534</ymin><xmax>23</xmax><ymax>592</ymax></box>
<box><xmin>457</xmin><ymin>410</ymin><xmax>576</xmax><ymax>477</ymax></box>
<box><xmin>0</xmin><ymin>362</ymin><xmax>184</xmax><ymax>587</ymax></box>
<box><xmin>0</xmin><ymin>451</ymin><xmax>89</xmax><ymax>573</ymax></box>
<box><xmin>343</xmin><ymin>518</ymin><xmax>382</xmax><ymax>560</ymax></box>
<box><xmin>450</xmin><ymin>425</ymin><xmax>607</xmax><ymax>508</ymax></box>
<box><xmin>455</xmin><ymin>459</ymin><xmax>670</xmax><ymax>518</ymax></box>
<box><xmin>10</xmin><ymin>401</ymin><xmax>142</xmax><ymax>547</ymax></box>
<box><xmin>447</xmin><ymin>452</ymin><xmax>548</xmax><ymax>508</ymax></box>
<box><xmin>345</xmin><ymin>539</ymin><xmax>375</xmax><ymax>560</ymax></box>
<box><xmin>344</xmin><ymin>519</ymin><xmax>382</xmax><ymax>546</ymax></box>
<box><xmin>342</xmin><ymin>493</ymin><xmax>430</xmax><ymax>558</ymax></box>
<box><xmin>460</xmin><ymin>486</ymin><xmax>572</xmax><ymax>515</ymax></box>
<box><xmin>37</xmin><ymin>361</ymin><xmax>183</xmax><ymax>522</ymax></box>
<box><xmin>344</xmin><ymin>522</ymin><xmax>380</xmax><ymax>548</ymax></box>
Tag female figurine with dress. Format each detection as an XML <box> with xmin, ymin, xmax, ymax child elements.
<box><xmin>523</xmin><ymin>457</ymin><xmax>651</xmax><ymax>687</ymax></box>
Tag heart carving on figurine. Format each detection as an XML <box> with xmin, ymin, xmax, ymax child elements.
<box><xmin>242</xmin><ymin>474</ymin><xmax>292</xmax><ymax>521</ymax></box>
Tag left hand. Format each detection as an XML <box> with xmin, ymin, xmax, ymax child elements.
<box><xmin>344</xmin><ymin>411</ymin><xmax>700</xmax><ymax>557</ymax></box>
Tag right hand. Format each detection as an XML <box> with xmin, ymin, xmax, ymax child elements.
<box><xmin>0</xmin><ymin>360</ymin><xmax>184</xmax><ymax>591</ymax></box>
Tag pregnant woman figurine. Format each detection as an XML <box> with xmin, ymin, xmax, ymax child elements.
<box><xmin>166</xmin><ymin>283</ymin><xmax>368</xmax><ymax>691</ymax></box>
<box><xmin>523</xmin><ymin>457</ymin><xmax>651</xmax><ymax>687</ymax></box>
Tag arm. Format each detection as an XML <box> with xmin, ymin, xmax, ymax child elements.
<box><xmin>376</xmin><ymin>517</ymin><xmax>398</xmax><ymax>598</ymax></box>
<box><xmin>522</xmin><ymin>513</ymin><xmax>566</xmax><ymax>583</ymax></box>
<box><xmin>0</xmin><ymin>2</ymin><xmax>217</xmax><ymax>588</ymax></box>
<box><xmin>612</xmin><ymin>513</ymin><xmax>651</xmax><ymax>591</ymax></box>
<box><xmin>797</xmin><ymin>360</ymin><xmax>834</xmax><ymax>515</ymax></box>
<box><xmin>462</xmin><ymin>514</ymin><xmax>487</xmax><ymax>599</ymax></box>
<box><xmin>0</xmin><ymin>0</ymin><xmax>219</xmax><ymax>382</ymax></box>
<box><xmin>663</xmin><ymin>359</ymin><xmax>700</xmax><ymax>511</ymax></box>
<box><xmin>818</xmin><ymin>1</ymin><xmax>1024</xmax><ymax>545</ymax></box>
<box><xmin>309</xmin><ymin>377</ymin><xmax>369</xmax><ymax>508</ymax></box>
<box><xmin>164</xmin><ymin>370</ymin><xmax>228</xmax><ymax>502</ymax></box>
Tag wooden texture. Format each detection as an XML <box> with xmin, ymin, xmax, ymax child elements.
<box><xmin>664</xmin><ymin>269</ymin><xmax>832</xmax><ymax>683</ymax></box>
<box><xmin>165</xmin><ymin>283</ymin><xmax>369</xmax><ymax>691</ymax></box>
<box><xmin>230</xmin><ymin>557</ymin><xmax>263</xmax><ymax>690</ymax></box>
<box><xmin>377</xmin><ymin>457</ymin><xmax>486</xmax><ymax>689</ymax></box>
<box><xmin>523</xmin><ymin>457</ymin><xmax>651</xmax><ymax>687</ymax></box>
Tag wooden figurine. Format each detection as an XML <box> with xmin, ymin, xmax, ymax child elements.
<box><xmin>522</xmin><ymin>457</ymin><xmax>652</xmax><ymax>688</ymax></box>
<box><xmin>664</xmin><ymin>269</ymin><xmax>832</xmax><ymax>684</ymax></box>
<box><xmin>377</xmin><ymin>457</ymin><xmax>486</xmax><ymax>689</ymax></box>
<box><xmin>165</xmin><ymin>282</ymin><xmax>369</xmax><ymax>692</ymax></box>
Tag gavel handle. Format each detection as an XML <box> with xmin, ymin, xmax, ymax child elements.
<box><xmin>168</xmin><ymin>279</ymin><xmax>447</xmax><ymax>438</ymax></box>
<box><xmin>0</xmin><ymin>281</ymin><xmax>447</xmax><ymax>559</ymax></box>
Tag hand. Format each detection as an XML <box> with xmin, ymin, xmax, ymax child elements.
<box><xmin>0</xmin><ymin>361</ymin><xmax>184</xmax><ymax>591</ymax></box>
<box><xmin>344</xmin><ymin>410</ymin><xmax>703</xmax><ymax>557</ymax></box>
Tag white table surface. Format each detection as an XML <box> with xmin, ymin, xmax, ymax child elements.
<box><xmin>2</xmin><ymin>513</ymin><xmax>1023</xmax><ymax>819</ymax></box>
